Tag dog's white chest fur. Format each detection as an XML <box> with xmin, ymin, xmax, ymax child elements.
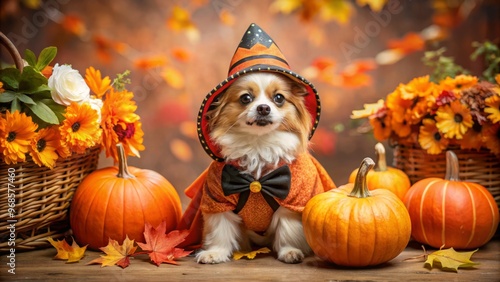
<box><xmin>215</xmin><ymin>131</ymin><xmax>299</xmax><ymax>179</ymax></box>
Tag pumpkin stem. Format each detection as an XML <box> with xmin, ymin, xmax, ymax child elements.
<box><xmin>374</xmin><ymin>142</ymin><xmax>387</xmax><ymax>172</ymax></box>
<box><xmin>350</xmin><ymin>157</ymin><xmax>375</xmax><ymax>198</ymax></box>
<box><xmin>116</xmin><ymin>143</ymin><xmax>135</xmax><ymax>179</ymax></box>
<box><xmin>444</xmin><ymin>150</ymin><xmax>460</xmax><ymax>181</ymax></box>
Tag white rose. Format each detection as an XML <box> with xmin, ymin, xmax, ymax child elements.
<box><xmin>48</xmin><ymin>64</ymin><xmax>90</xmax><ymax>106</ymax></box>
<box><xmin>86</xmin><ymin>97</ymin><xmax>103</xmax><ymax>123</ymax></box>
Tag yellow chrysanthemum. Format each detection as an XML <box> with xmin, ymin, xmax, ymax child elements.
<box><xmin>369</xmin><ymin>114</ymin><xmax>392</xmax><ymax>141</ymax></box>
<box><xmin>0</xmin><ymin>111</ymin><xmax>38</xmax><ymax>164</ymax></box>
<box><xmin>101</xmin><ymin>88</ymin><xmax>144</xmax><ymax>161</ymax></box>
<box><xmin>439</xmin><ymin>75</ymin><xmax>478</xmax><ymax>91</ymax></box>
<box><xmin>435</xmin><ymin>100</ymin><xmax>473</xmax><ymax>139</ymax></box>
<box><xmin>418</xmin><ymin>118</ymin><xmax>449</xmax><ymax>155</ymax></box>
<box><xmin>386</xmin><ymin>87</ymin><xmax>413</xmax><ymax>111</ymax></box>
<box><xmin>85</xmin><ymin>66</ymin><xmax>112</xmax><ymax>99</ymax></box>
<box><xmin>482</xmin><ymin>123</ymin><xmax>500</xmax><ymax>155</ymax></box>
<box><xmin>60</xmin><ymin>102</ymin><xmax>101</xmax><ymax>154</ymax></box>
<box><xmin>484</xmin><ymin>94</ymin><xmax>500</xmax><ymax>124</ymax></box>
<box><xmin>30</xmin><ymin>126</ymin><xmax>60</xmax><ymax>169</ymax></box>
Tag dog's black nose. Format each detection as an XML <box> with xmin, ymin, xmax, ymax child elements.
<box><xmin>257</xmin><ymin>104</ymin><xmax>271</xmax><ymax>116</ymax></box>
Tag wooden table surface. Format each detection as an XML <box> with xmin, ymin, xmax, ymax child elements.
<box><xmin>1</xmin><ymin>239</ymin><xmax>499</xmax><ymax>282</ymax></box>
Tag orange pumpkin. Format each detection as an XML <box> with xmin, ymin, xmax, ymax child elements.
<box><xmin>303</xmin><ymin>157</ymin><xmax>411</xmax><ymax>267</ymax></box>
<box><xmin>349</xmin><ymin>143</ymin><xmax>410</xmax><ymax>200</ymax></box>
<box><xmin>404</xmin><ymin>151</ymin><xmax>499</xmax><ymax>249</ymax></box>
<box><xmin>70</xmin><ymin>144</ymin><xmax>182</xmax><ymax>250</ymax></box>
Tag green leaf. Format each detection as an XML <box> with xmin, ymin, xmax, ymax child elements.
<box><xmin>35</xmin><ymin>46</ymin><xmax>57</xmax><ymax>71</ymax></box>
<box><xmin>15</xmin><ymin>93</ymin><xmax>35</xmax><ymax>105</ymax></box>
<box><xmin>0</xmin><ymin>92</ymin><xmax>17</xmax><ymax>103</ymax></box>
<box><xmin>0</xmin><ymin>68</ymin><xmax>21</xmax><ymax>89</ymax></box>
<box><xmin>26</xmin><ymin>100</ymin><xmax>59</xmax><ymax>124</ymax></box>
<box><xmin>23</xmin><ymin>84</ymin><xmax>52</xmax><ymax>95</ymax></box>
<box><xmin>24</xmin><ymin>49</ymin><xmax>37</xmax><ymax>67</ymax></box>
<box><xmin>424</xmin><ymin>248</ymin><xmax>479</xmax><ymax>272</ymax></box>
<box><xmin>19</xmin><ymin>66</ymin><xmax>47</xmax><ymax>92</ymax></box>
<box><xmin>41</xmin><ymin>99</ymin><xmax>66</xmax><ymax>123</ymax></box>
<box><xmin>11</xmin><ymin>98</ymin><xmax>21</xmax><ymax>112</ymax></box>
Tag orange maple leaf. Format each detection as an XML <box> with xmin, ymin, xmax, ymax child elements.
<box><xmin>171</xmin><ymin>47</ymin><xmax>191</xmax><ymax>62</ymax></box>
<box><xmin>93</xmin><ymin>35</ymin><xmax>128</xmax><ymax>64</ymax></box>
<box><xmin>134</xmin><ymin>55</ymin><xmax>168</xmax><ymax>70</ymax></box>
<box><xmin>47</xmin><ymin>237</ymin><xmax>87</xmax><ymax>263</ymax></box>
<box><xmin>85</xmin><ymin>66</ymin><xmax>112</xmax><ymax>98</ymax></box>
<box><xmin>61</xmin><ymin>14</ymin><xmax>86</xmax><ymax>36</ymax></box>
<box><xmin>387</xmin><ymin>32</ymin><xmax>425</xmax><ymax>54</ymax></box>
<box><xmin>137</xmin><ymin>221</ymin><xmax>192</xmax><ymax>266</ymax></box>
<box><xmin>338</xmin><ymin>59</ymin><xmax>377</xmax><ymax>88</ymax></box>
<box><xmin>87</xmin><ymin>236</ymin><xmax>138</xmax><ymax>268</ymax></box>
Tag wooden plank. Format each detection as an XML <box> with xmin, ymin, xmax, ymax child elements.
<box><xmin>1</xmin><ymin>239</ymin><xmax>499</xmax><ymax>281</ymax></box>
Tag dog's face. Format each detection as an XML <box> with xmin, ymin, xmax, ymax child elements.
<box><xmin>207</xmin><ymin>72</ymin><xmax>312</xmax><ymax>146</ymax></box>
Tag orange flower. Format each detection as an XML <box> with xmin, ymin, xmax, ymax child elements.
<box><xmin>418</xmin><ymin>118</ymin><xmax>449</xmax><ymax>155</ymax></box>
<box><xmin>101</xmin><ymin>88</ymin><xmax>144</xmax><ymax>161</ymax></box>
<box><xmin>435</xmin><ymin>100</ymin><xmax>473</xmax><ymax>139</ymax></box>
<box><xmin>30</xmin><ymin>126</ymin><xmax>60</xmax><ymax>169</ymax></box>
<box><xmin>482</xmin><ymin>123</ymin><xmax>500</xmax><ymax>155</ymax></box>
<box><xmin>85</xmin><ymin>67</ymin><xmax>112</xmax><ymax>98</ymax></box>
<box><xmin>460</xmin><ymin>123</ymin><xmax>484</xmax><ymax>151</ymax></box>
<box><xmin>0</xmin><ymin>81</ymin><xmax>5</xmax><ymax>93</ymax></box>
<box><xmin>60</xmin><ymin>102</ymin><xmax>101</xmax><ymax>154</ymax></box>
<box><xmin>0</xmin><ymin>111</ymin><xmax>38</xmax><ymax>164</ymax></box>
<box><xmin>439</xmin><ymin>75</ymin><xmax>478</xmax><ymax>92</ymax></box>
<box><xmin>369</xmin><ymin>110</ymin><xmax>392</xmax><ymax>141</ymax></box>
<box><xmin>484</xmin><ymin>94</ymin><xmax>500</xmax><ymax>124</ymax></box>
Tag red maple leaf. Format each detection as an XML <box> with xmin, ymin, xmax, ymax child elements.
<box><xmin>137</xmin><ymin>221</ymin><xmax>192</xmax><ymax>266</ymax></box>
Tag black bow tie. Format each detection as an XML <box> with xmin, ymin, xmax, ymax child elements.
<box><xmin>221</xmin><ymin>164</ymin><xmax>291</xmax><ymax>214</ymax></box>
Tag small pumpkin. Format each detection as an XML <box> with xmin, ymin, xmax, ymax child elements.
<box><xmin>303</xmin><ymin>157</ymin><xmax>411</xmax><ymax>267</ymax></box>
<box><xmin>70</xmin><ymin>144</ymin><xmax>182</xmax><ymax>250</ymax></box>
<box><xmin>349</xmin><ymin>143</ymin><xmax>410</xmax><ymax>201</ymax></box>
<box><xmin>404</xmin><ymin>150</ymin><xmax>499</xmax><ymax>249</ymax></box>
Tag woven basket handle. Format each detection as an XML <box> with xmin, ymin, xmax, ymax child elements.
<box><xmin>0</xmin><ymin>31</ymin><xmax>24</xmax><ymax>73</ymax></box>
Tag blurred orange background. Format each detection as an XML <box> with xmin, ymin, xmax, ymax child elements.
<box><xmin>1</xmin><ymin>0</ymin><xmax>499</xmax><ymax>208</ymax></box>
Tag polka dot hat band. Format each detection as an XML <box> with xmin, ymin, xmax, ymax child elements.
<box><xmin>197</xmin><ymin>23</ymin><xmax>321</xmax><ymax>162</ymax></box>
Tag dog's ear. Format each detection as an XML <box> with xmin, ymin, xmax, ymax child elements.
<box><xmin>290</xmin><ymin>81</ymin><xmax>308</xmax><ymax>97</ymax></box>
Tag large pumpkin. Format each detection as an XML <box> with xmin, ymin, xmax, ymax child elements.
<box><xmin>70</xmin><ymin>144</ymin><xmax>182</xmax><ymax>250</ymax></box>
<box><xmin>349</xmin><ymin>143</ymin><xmax>410</xmax><ymax>201</ymax></box>
<box><xmin>303</xmin><ymin>157</ymin><xmax>411</xmax><ymax>267</ymax></box>
<box><xmin>404</xmin><ymin>151</ymin><xmax>499</xmax><ymax>249</ymax></box>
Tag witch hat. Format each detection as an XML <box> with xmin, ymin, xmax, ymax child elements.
<box><xmin>198</xmin><ymin>23</ymin><xmax>321</xmax><ymax>161</ymax></box>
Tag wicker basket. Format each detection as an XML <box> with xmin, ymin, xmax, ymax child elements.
<box><xmin>0</xmin><ymin>147</ymin><xmax>100</xmax><ymax>252</ymax></box>
<box><xmin>393</xmin><ymin>144</ymin><xmax>500</xmax><ymax>210</ymax></box>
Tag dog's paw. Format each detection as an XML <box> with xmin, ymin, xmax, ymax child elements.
<box><xmin>277</xmin><ymin>247</ymin><xmax>304</xmax><ymax>264</ymax></box>
<box><xmin>196</xmin><ymin>250</ymin><xmax>231</xmax><ymax>264</ymax></box>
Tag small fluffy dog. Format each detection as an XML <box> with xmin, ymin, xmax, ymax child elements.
<box><xmin>196</xmin><ymin>72</ymin><xmax>313</xmax><ymax>264</ymax></box>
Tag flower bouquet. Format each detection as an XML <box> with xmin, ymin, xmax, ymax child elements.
<box><xmin>351</xmin><ymin>41</ymin><xmax>500</xmax><ymax>208</ymax></box>
<box><xmin>0</xmin><ymin>32</ymin><xmax>144</xmax><ymax>251</ymax></box>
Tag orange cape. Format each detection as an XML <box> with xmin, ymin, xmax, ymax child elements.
<box><xmin>177</xmin><ymin>153</ymin><xmax>335</xmax><ymax>249</ymax></box>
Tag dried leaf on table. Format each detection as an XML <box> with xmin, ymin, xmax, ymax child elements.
<box><xmin>47</xmin><ymin>237</ymin><xmax>87</xmax><ymax>263</ymax></box>
<box><xmin>425</xmin><ymin>247</ymin><xmax>479</xmax><ymax>272</ymax></box>
<box><xmin>233</xmin><ymin>247</ymin><xmax>271</xmax><ymax>260</ymax></box>
<box><xmin>137</xmin><ymin>221</ymin><xmax>192</xmax><ymax>266</ymax></box>
<box><xmin>87</xmin><ymin>236</ymin><xmax>138</xmax><ymax>268</ymax></box>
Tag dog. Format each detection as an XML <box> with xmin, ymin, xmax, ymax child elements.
<box><xmin>195</xmin><ymin>72</ymin><xmax>313</xmax><ymax>264</ymax></box>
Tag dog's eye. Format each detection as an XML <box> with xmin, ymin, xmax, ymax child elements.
<box><xmin>240</xmin><ymin>94</ymin><xmax>253</xmax><ymax>105</ymax></box>
<box><xmin>273</xmin><ymin>94</ymin><xmax>285</xmax><ymax>106</ymax></box>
